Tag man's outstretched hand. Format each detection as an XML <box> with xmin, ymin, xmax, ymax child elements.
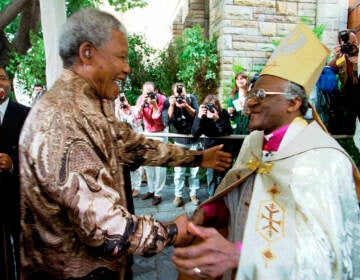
<box><xmin>201</xmin><ymin>144</ymin><xmax>232</xmax><ymax>171</ymax></box>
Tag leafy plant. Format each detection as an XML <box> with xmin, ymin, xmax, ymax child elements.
<box><xmin>124</xmin><ymin>33</ymin><xmax>156</xmax><ymax>104</ymax></box>
<box><xmin>338</xmin><ymin>139</ymin><xmax>360</xmax><ymax>167</ymax></box>
<box><xmin>8</xmin><ymin>32</ymin><xmax>46</xmax><ymax>93</ymax></box>
<box><xmin>176</xmin><ymin>25</ymin><xmax>219</xmax><ymax>102</ymax></box>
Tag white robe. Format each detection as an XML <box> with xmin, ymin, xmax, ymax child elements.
<box><xmin>209</xmin><ymin>118</ymin><xmax>360</xmax><ymax>280</ymax></box>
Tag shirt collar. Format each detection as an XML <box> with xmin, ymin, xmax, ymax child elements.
<box><xmin>0</xmin><ymin>98</ymin><xmax>9</xmax><ymax>123</ymax></box>
<box><xmin>263</xmin><ymin>123</ymin><xmax>290</xmax><ymax>152</ymax></box>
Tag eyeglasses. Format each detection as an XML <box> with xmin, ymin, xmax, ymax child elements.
<box><xmin>247</xmin><ymin>88</ymin><xmax>287</xmax><ymax>100</ymax></box>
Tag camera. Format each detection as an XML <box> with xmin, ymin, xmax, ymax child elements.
<box><xmin>339</xmin><ymin>30</ymin><xmax>356</xmax><ymax>55</ymax></box>
<box><xmin>176</xmin><ymin>95</ymin><xmax>184</xmax><ymax>104</ymax></box>
<box><xmin>144</xmin><ymin>92</ymin><xmax>156</xmax><ymax>108</ymax></box>
<box><xmin>204</xmin><ymin>103</ymin><xmax>215</xmax><ymax>113</ymax></box>
<box><xmin>176</xmin><ymin>85</ymin><xmax>183</xmax><ymax>95</ymax></box>
<box><xmin>119</xmin><ymin>94</ymin><xmax>125</xmax><ymax>102</ymax></box>
<box><xmin>339</xmin><ymin>30</ymin><xmax>350</xmax><ymax>43</ymax></box>
<box><xmin>147</xmin><ymin>92</ymin><xmax>157</xmax><ymax>99</ymax></box>
<box><xmin>119</xmin><ymin>94</ymin><xmax>127</xmax><ymax>109</ymax></box>
<box><xmin>341</xmin><ymin>43</ymin><xmax>355</xmax><ymax>55</ymax></box>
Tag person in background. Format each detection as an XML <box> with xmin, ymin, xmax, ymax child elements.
<box><xmin>115</xmin><ymin>93</ymin><xmax>143</xmax><ymax>198</ymax></box>
<box><xmin>0</xmin><ymin>66</ymin><xmax>30</xmax><ymax>280</ymax></box>
<box><xmin>19</xmin><ymin>9</ymin><xmax>232</xmax><ymax>280</ymax></box>
<box><xmin>227</xmin><ymin>72</ymin><xmax>250</xmax><ymax>135</ymax></box>
<box><xmin>248</xmin><ymin>72</ymin><xmax>259</xmax><ymax>92</ymax></box>
<box><xmin>172</xmin><ymin>23</ymin><xmax>360</xmax><ymax>280</ymax></box>
<box><xmin>192</xmin><ymin>94</ymin><xmax>233</xmax><ymax>197</ymax></box>
<box><xmin>328</xmin><ymin>29</ymin><xmax>359</xmax><ymax>134</ymax></box>
<box><xmin>162</xmin><ymin>82</ymin><xmax>200</xmax><ymax>207</ymax></box>
<box><xmin>31</xmin><ymin>83</ymin><xmax>45</xmax><ymax>105</ymax></box>
<box><xmin>136</xmin><ymin>81</ymin><xmax>168</xmax><ymax>206</ymax></box>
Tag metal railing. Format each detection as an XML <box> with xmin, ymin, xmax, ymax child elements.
<box><xmin>141</xmin><ymin>132</ymin><xmax>354</xmax><ymax>140</ymax></box>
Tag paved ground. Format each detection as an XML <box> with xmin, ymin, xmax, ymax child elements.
<box><xmin>132</xmin><ymin>174</ymin><xmax>209</xmax><ymax>280</ymax></box>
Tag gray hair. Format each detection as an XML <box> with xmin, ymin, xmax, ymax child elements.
<box><xmin>59</xmin><ymin>8</ymin><xmax>127</xmax><ymax>68</ymax></box>
<box><xmin>283</xmin><ymin>81</ymin><xmax>308</xmax><ymax>115</ymax></box>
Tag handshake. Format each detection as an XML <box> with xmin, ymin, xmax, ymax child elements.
<box><xmin>166</xmin><ymin>206</ymin><xmax>239</xmax><ymax>279</ymax></box>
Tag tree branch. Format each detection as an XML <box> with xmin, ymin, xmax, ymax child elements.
<box><xmin>0</xmin><ymin>0</ymin><xmax>29</xmax><ymax>30</ymax></box>
<box><xmin>0</xmin><ymin>30</ymin><xmax>12</xmax><ymax>67</ymax></box>
<box><xmin>13</xmin><ymin>0</ymin><xmax>41</xmax><ymax>54</ymax></box>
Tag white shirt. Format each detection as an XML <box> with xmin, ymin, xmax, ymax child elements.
<box><xmin>0</xmin><ymin>97</ymin><xmax>9</xmax><ymax>124</ymax></box>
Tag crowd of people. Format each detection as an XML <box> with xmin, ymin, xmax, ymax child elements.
<box><xmin>0</xmin><ymin>7</ymin><xmax>359</xmax><ymax>280</ymax></box>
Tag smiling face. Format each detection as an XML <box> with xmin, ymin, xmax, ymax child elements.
<box><xmin>0</xmin><ymin>68</ymin><xmax>11</xmax><ymax>105</ymax></box>
<box><xmin>235</xmin><ymin>74</ymin><xmax>248</xmax><ymax>90</ymax></box>
<box><xmin>246</xmin><ymin>75</ymin><xmax>302</xmax><ymax>134</ymax></box>
<box><xmin>84</xmin><ymin>29</ymin><xmax>130</xmax><ymax>100</ymax></box>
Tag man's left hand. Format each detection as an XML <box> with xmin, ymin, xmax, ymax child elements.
<box><xmin>201</xmin><ymin>144</ymin><xmax>232</xmax><ymax>171</ymax></box>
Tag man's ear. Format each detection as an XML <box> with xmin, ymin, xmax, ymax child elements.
<box><xmin>287</xmin><ymin>96</ymin><xmax>302</xmax><ymax>113</ymax></box>
<box><xmin>79</xmin><ymin>42</ymin><xmax>94</xmax><ymax>64</ymax></box>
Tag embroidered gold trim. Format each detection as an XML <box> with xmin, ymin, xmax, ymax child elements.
<box><xmin>262</xmin><ymin>248</ymin><xmax>276</xmax><ymax>262</ymax></box>
<box><xmin>245</xmin><ymin>158</ymin><xmax>261</xmax><ymax>171</ymax></box>
<box><xmin>258</xmin><ymin>162</ymin><xmax>274</xmax><ymax>174</ymax></box>
<box><xmin>245</xmin><ymin>158</ymin><xmax>273</xmax><ymax>174</ymax></box>
<box><xmin>256</xmin><ymin>199</ymin><xmax>285</xmax><ymax>243</ymax></box>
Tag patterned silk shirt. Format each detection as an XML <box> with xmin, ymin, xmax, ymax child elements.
<box><xmin>19</xmin><ymin>70</ymin><xmax>202</xmax><ymax>279</ymax></box>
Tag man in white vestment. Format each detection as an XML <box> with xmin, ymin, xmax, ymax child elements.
<box><xmin>172</xmin><ymin>23</ymin><xmax>360</xmax><ymax>280</ymax></box>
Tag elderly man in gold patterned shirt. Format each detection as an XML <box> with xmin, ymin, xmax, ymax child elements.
<box><xmin>18</xmin><ymin>9</ymin><xmax>232</xmax><ymax>280</ymax></box>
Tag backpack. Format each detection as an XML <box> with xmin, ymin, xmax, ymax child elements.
<box><xmin>316</xmin><ymin>66</ymin><xmax>338</xmax><ymax>93</ymax></box>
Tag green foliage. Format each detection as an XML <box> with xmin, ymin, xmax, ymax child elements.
<box><xmin>8</xmin><ymin>32</ymin><xmax>46</xmax><ymax>95</ymax></box>
<box><xmin>149</xmin><ymin>40</ymin><xmax>182</xmax><ymax>95</ymax></box>
<box><xmin>65</xmin><ymin>0</ymin><xmax>147</xmax><ymax>15</ymax></box>
<box><xmin>65</xmin><ymin>0</ymin><xmax>99</xmax><ymax>16</ymax></box>
<box><xmin>337</xmin><ymin>139</ymin><xmax>360</xmax><ymax>166</ymax></box>
<box><xmin>108</xmin><ymin>0</ymin><xmax>147</xmax><ymax>11</ymax></box>
<box><xmin>125</xmin><ymin>24</ymin><xmax>220</xmax><ymax>104</ymax></box>
<box><xmin>176</xmin><ymin>25</ymin><xmax>219</xmax><ymax>102</ymax></box>
<box><xmin>124</xmin><ymin>33</ymin><xmax>156</xmax><ymax>104</ymax></box>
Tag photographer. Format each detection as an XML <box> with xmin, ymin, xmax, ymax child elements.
<box><xmin>115</xmin><ymin>93</ymin><xmax>144</xmax><ymax>198</ymax></box>
<box><xmin>328</xmin><ymin>29</ymin><xmax>359</xmax><ymax>133</ymax></box>
<box><xmin>192</xmin><ymin>94</ymin><xmax>233</xmax><ymax>197</ymax></box>
<box><xmin>136</xmin><ymin>81</ymin><xmax>167</xmax><ymax>205</ymax></box>
<box><xmin>163</xmin><ymin>83</ymin><xmax>200</xmax><ymax>207</ymax></box>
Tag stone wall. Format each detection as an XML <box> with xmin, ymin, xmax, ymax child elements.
<box><xmin>172</xmin><ymin>0</ymin><xmax>209</xmax><ymax>37</ymax></box>
<box><xmin>173</xmin><ymin>0</ymin><xmax>349</xmax><ymax>97</ymax></box>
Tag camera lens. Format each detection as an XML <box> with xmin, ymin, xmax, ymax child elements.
<box><xmin>205</xmin><ymin>103</ymin><xmax>215</xmax><ymax>113</ymax></box>
<box><xmin>176</xmin><ymin>96</ymin><xmax>184</xmax><ymax>103</ymax></box>
<box><xmin>341</xmin><ymin>43</ymin><xmax>354</xmax><ymax>54</ymax></box>
<box><xmin>148</xmin><ymin>92</ymin><xmax>156</xmax><ymax>99</ymax></box>
<box><xmin>339</xmin><ymin>30</ymin><xmax>350</xmax><ymax>42</ymax></box>
<box><xmin>176</xmin><ymin>85</ymin><xmax>183</xmax><ymax>94</ymax></box>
